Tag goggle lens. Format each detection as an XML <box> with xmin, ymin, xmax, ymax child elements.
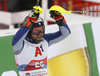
<box><xmin>32</xmin><ymin>26</ymin><xmax>44</xmax><ymax>35</ymax></box>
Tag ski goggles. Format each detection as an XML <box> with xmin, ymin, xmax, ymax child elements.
<box><xmin>32</xmin><ymin>26</ymin><xmax>44</xmax><ymax>35</ymax></box>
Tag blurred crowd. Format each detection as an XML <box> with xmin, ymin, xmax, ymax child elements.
<box><xmin>0</xmin><ymin>0</ymin><xmax>51</xmax><ymax>12</ymax></box>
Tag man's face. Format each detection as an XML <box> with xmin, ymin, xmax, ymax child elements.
<box><xmin>31</xmin><ymin>26</ymin><xmax>44</xmax><ymax>43</ymax></box>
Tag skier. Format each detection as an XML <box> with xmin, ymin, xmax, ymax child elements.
<box><xmin>12</xmin><ymin>6</ymin><xmax>71</xmax><ymax>76</ymax></box>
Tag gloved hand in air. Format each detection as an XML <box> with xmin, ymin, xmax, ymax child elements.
<box><xmin>49</xmin><ymin>10</ymin><xmax>66</xmax><ymax>26</ymax></box>
<box><xmin>22</xmin><ymin>6</ymin><xmax>43</xmax><ymax>29</ymax></box>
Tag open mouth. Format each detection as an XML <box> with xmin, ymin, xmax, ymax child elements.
<box><xmin>37</xmin><ymin>36</ymin><xmax>42</xmax><ymax>39</ymax></box>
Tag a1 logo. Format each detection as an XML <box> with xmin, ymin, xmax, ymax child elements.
<box><xmin>35</xmin><ymin>45</ymin><xmax>44</xmax><ymax>57</ymax></box>
<box><xmin>35</xmin><ymin>47</ymin><xmax>42</xmax><ymax>57</ymax></box>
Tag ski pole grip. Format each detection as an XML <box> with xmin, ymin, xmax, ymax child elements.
<box><xmin>33</xmin><ymin>6</ymin><xmax>43</xmax><ymax>14</ymax></box>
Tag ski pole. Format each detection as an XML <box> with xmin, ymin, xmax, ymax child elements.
<box><xmin>49</xmin><ymin>5</ymin><xmax>100</xmax><ymax>14</ymax></box>
<box><xmin>37</xmin><ymin>0</ymin><xmax>40</xmax><ymax>7</ymax></box>
<box><xmin>33</xmin><ymin>0</ymin><xmax>43</xmax><ymax>14</ymax></box>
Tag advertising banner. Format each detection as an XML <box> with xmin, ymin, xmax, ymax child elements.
<box><xmin>0</xmin><ymin>21</ymin><xmax>100</xmax><ymax>76</ymax></box>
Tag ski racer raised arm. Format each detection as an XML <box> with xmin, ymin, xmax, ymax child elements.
<box><xmin>46</xmin><ymin>10</ymin><xmax>71</xmax><ymax>46</ymax></box>
<box><xmin>12</xmin><ymin>6</ymin><xmax>71</xmax><ymax>75</ymax></box>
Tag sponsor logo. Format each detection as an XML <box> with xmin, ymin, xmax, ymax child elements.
<box><xmin>25</xmin><ymin>73</ymin><xmax>30</xmax><ymax>76</ymax></box>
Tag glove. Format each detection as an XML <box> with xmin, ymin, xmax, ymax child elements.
<box><xmin>22</xmin><ymin>8</ymin><xmax>40</xmax><ymax>29</ymax></box>
<box><xmin>49</xmin><ymin>10</ymin><xmax>66</xmax><ymax>26</ymax></box>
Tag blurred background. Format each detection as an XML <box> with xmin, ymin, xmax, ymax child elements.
<box><xmin>0</xmin><ymin>0</ymin><xmax>100</xmax><ymax>29</ymax></box>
